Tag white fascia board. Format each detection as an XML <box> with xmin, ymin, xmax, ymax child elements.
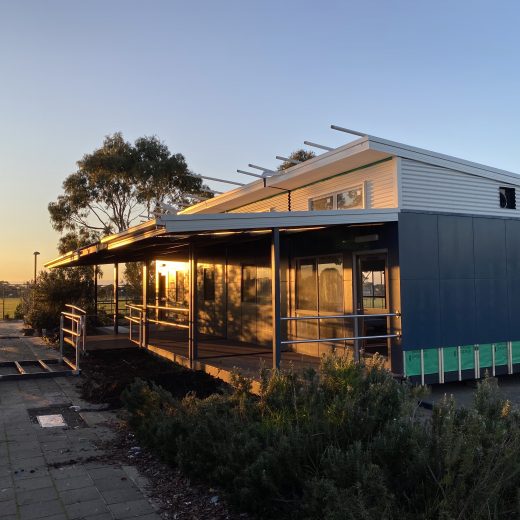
<box><xmin>158</xmin><ymin>208</ymin><xmax>399</xmax><ymax>233</ymax></box>
<box><xmin>368</xmin><ymin>136</ymin><xmax>520</xmax><ymax>186</ymax></box>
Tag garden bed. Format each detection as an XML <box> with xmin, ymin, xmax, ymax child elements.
<box><xmin>78</xmin><ymin>347</ymin><xmax>228</xmax><ymax>407</ymax></box>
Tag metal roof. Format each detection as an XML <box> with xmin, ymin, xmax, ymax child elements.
<box><xmin>180</xmin><ymin>135</ymin><xmax>520</xmax><ymax>215</ymax></box>
<box><xmin>44</xmin><ymin>208</ymin><xmax>398</xmax><ymax>268</ymax></box>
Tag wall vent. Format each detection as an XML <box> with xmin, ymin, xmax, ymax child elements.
<box><xmin>499</xmin><ymin>187</ymin><xmax>516</xmax><ymax>209</ymax></box>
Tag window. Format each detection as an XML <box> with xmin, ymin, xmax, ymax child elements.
<box><xmin>203</xmin><ymin>267</ymin><xmax>215</xmax><ymax>301</ymax></box>
<box><xmin>241</xmin><ymin>265</ymin><xmax>271</xmax><ymax>304</ymax></box>
<box><xmin>309</xmin><ymin>185</ymin><xmax>364</xmax><ymax>211</ymax></box>
<box><xmin>176</xmin><ymin>271</ymin><xmax>187</xmax><ymax>304</ymax></box>
<box><xmin>359</xmin><ymin>256</ymin><xmax>387</xmax><ymax>309</ymax></box>
<box><xmin>296</xmin><ymin>256</ymin><xmax>343</xmax><ymax>313</ymax></box>
<box><xmin>242</xmin><ymin>265</ymin><xmax>256</xmax><ymax>303</ymax></box>
<box><xmin>500</xmin><ymin>187</ymin><xmax>516</xmax><ymax>209</ymax></box>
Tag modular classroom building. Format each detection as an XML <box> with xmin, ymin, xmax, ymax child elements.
<box><xmin>46</xmin><ymin>132</ymin><xmax>520</xmax><ymax>385</ymax></box>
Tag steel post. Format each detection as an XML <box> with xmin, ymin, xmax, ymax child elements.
<box><xmin>188</xmin><ymin>247</ymin><xmax>198</xmax><ymax>367</ymax></box>
<box><xmin>113</xmin><ymin>263</ymin><xmax>119</xmax><ymax>335</ymax></box>
<box><xmin>59</xmin><ymin>314</ymin><xmax>64</xmax><ymax>362</ymax></box>
<box><xmin>271</xmin><ymin>228</ymin><xmax>282</xmax><ymax>369</ymax></box>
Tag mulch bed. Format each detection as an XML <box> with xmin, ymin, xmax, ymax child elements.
<box><xmin>103</xmin><ymin>422</ymin><xmax>247</xmax><ymax>520</ymax></box>
<box><xmin>77</xmin><ymin>347</ymin><xmax>229</xmax><ymax>407</ymax></box>
<box><xmin>76</xmin><ymin>346</ymin><xmax>245</xmax><ymax>519</ymax></box>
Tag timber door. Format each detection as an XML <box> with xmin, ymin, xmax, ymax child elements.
<box><xmin>354</xmin><ymin>253</ymin><xmax>389</xmax><ymax>359</ymax></box>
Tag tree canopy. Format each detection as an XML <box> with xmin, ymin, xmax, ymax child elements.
<box><xmin>277</xmin><ymin>149</ymin><xmax>316</xmax><ymax>171</ymax></box>
<box><xmin>49</xmin><ymin>132</ymin><xmax>211</xmax><ymax>235</ymax></box>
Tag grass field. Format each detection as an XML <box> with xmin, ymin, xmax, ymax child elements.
<box><xmin>0</xmin><ymin>297</ymin><xmax>21</xmax><ymax>319</ymax></box>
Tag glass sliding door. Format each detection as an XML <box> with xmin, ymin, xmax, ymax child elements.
<box><xmin>295</xmin><ymin>255</ymin><xmax>344</xmax><ymax>342</ymax></box>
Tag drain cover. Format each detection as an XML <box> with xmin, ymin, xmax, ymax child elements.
<box><xmin>37</xmin><ymin>414</ymin><xmax>67</xmax><ymax>428</ymax></box>
<box><xmin>28</xmin><ymin>404</ymin><xmax>87</xmax><ymax>429</ymax></box>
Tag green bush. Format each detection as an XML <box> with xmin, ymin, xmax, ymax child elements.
<box><xmin>122</xmin><ymin>355</ymin><xmax>520</xmax><ymax>520</ymax></box>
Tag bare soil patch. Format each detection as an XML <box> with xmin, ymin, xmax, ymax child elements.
<box><xmin>77</xmin><ymin>347</ymin><xmax>228</xmax><ymax>407</ymax></box>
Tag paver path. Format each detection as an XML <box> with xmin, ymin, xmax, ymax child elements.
<box><xmin>0</xmin><ymin>321</ymin><xmax>160</xmax><ymax>520</ymax></box>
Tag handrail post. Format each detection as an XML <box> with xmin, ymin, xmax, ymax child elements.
<box><xmin>59</xmin><ymin>314</ymin><xmax>64</xmax><ymax>362</ymax></box>
<box><xmin>353</xmin><ymin>315</ymin><xmax>360</xmax><ymax>363</ymax></box>
<box><xmin>82</xmin><ymin>313</ymin><xmax>86</xmax><ymax>354</ymax></box>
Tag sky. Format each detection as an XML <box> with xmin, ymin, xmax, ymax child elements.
<box><xmin>2</xmin><ymin>0</ymin><xmax>520</xmax><ymax>282</ymax></box>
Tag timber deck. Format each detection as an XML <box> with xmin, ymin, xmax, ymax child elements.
<box><xmin>86</xmin><ymin>327</ymin><xmax>321</xmax><ymax>389</ymax></box>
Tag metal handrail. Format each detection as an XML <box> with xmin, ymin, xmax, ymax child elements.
<box><xmin>282</xmin><ymin>310</ymin><xmax>401</xmax><ymax>362</ymax></box>
<box><xmin>282</xmin><ymin>312</ymin><xmax>400</xmax><ymax>321</ymax></box>
<box><xmin>60</xmin><ymin>305</ymin><xmax>86</xmax><ymax>373</ymax></box>
<box><xmin>282</xmin><ymin>334</ymin><xmax>400</xmax><ymax>345</ymax></box>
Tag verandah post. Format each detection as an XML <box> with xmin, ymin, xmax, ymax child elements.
<box><xmin>94</xmin><ymin>265</ymin><xmax>98</xmax><ymax>325</ymax></box>
<box><xmin>271</xmin><ymin>228</ymin><xmax>282</xmax><ymax>369</ymax></box>
<box><xmin>142</xmin><ymin>261</ymin><xmax>149</xmax><ymax>348</ymax></box>
<box><xmin>113</xmin><ymin>263</ymin><xmax>119</xmax><ymax>335</ymax></box>
<box><xmin>188</xmin><ymin>246</ymin><xmax>198</xmax><ymax>368</ymax></box>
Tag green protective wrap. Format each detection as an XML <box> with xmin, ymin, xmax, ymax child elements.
<box><xmin>512</xmin><ymin>341</ymin><xmax>520</xmax><ymax>364</ymax></box>
<box><xmin>495</xmin><ymin>342</ymin><xmax>508</xmax><ymax>366</ymax></box>
<box><xmin>443</xmin><ymin>346</ymin><xmax>458</xmax><ymax>373</ymax></box>
<box><xmin>479</xmin><ymin>344</ymin><xmax>493</xmax><ymax>368</ymax></box>
<box><xmin>404</xmin><ymin>350</ymin><xmax>421</xmax><ymax>377</ymax></box>
<box><xmin>423</xmin><ymin>348</ymin><xmax>439</xmax><ymax>375</ymax></box>
<box><xmin>460</xmin><ymin>345</ymin><xmax>474</xmax><ymax>370</ymax></box>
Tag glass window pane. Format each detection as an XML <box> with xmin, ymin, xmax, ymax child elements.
<box><xmin>310</xmin><ymin>196</ymin><xmax>333</xmax><ymax>211</ymax></box>
<box><xmin>360</xmin><ymin>256</ymin><xmax>386</xmax><ymax>309</ymax></box>
<box><xmin>203</xmin><ymin>267</ymin><xmax>215</xmax><ymax>301</ymax></box>
<box><xmin>256</xmin><ymin>266</ymin><xmax>271</xmax><ymax>305</ymax></box>
<box><xmin>296</xmin><ymin>259</ymin><xmax>317</xmax><ymax>311</ymax></box>
<box><xmin>337</xmin><ymin>187</ymin><xmax>363</xmax><ymax>209</ymax></box>
<box><xmin>318</xmin><ymin>256</ymin><xmax>343</xmax><ymax>312</ymax></box>
<box><xmin>241</xmin><ymin>265</ymin><xmax>256</xmax><ymax>303</ymax></box>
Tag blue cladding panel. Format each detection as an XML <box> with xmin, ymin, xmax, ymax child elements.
<box><xmin>399</xmin><ymin>212</ymin><xmax>520</xmax><ymax>355</ymax></box>
<box><xmin>473</xmin><ymin>218</ymin><xmax>506</xmax><ymax>279</ymax></box>
<box><xmin>506</xmin><ymin>220</ymin><xmax>520</xmax><ymax>275</ymax></box>
<box><xmin>400</xmin><ymin>279</ymin><xmax>441</xmax><ymax>350</ymax></box>
<box><xmin>398</xmin><ymin>213</ymin><xmax>439</xmax><ymax>280</ymax></box>
<box><xmin>475</xmin><ymin>278</ymin><xmax>509</xmax><ymax>342</ymax></box>
<box><xmin>439</xmin><ymin>280</ymin><xmax>476</xmax><ymax>346</ymax></box>
<box><xmin>508</xmin><ymin>278</ymin><xmax>520</xmax><ymax>338</ymax></box>
<box><xmin>438</xmin><ymin>215</ymin><xmax>475</xmax><ymax>279</ymax></box>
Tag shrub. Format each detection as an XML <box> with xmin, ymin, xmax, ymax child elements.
<box><xmin>122</xmin><ymin>355</ymin><xmax>520</xmax><ymax>519</ymax></box>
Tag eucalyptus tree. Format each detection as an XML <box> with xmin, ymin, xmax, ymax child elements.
<box><xmin>49</xmin><ymin>132</ymin><xmax>210</xmax><ymax>234</ymax></box>
<box><xmin>277</xmin><ymin>149</ymin><xmax>316</xmax><ymax>171</ymax></box>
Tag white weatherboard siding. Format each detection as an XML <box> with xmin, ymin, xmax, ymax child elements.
<box><xmin>400</xmin><ymin>159</ymin><xmax>520</xmax><ymax>217</ymax></box>
<box><xmin>230</xmin><ymin>158</ymin><xmax>397</xmax><ymax>213</ymax></box>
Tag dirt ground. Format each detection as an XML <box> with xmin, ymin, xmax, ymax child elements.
<box><xmin>77</xmin><ymin>347</ymin><xmax>229</xmax><ymax>407</ymax></box>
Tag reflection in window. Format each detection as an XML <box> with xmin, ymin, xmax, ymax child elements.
<box><xmin>296</xmin><ymin>256</ymin><xmax>343</xmax><ymax>313</ymax></box>
<box><xmin>309</xmin><ymin>196</ymin><xmax>334</xmax><ymax>211</ymax></box>
<box><xmin>337</xmin><ymin>187</ymin><xmax>363</xmax><ymax>209</ymax></box>
<box><xmin>203</xmin><ymin>267</ymin><xmax>215</xmax><ymax>301</ymax></box>
<box><xmin>318</xmin><ymin>257</ymin><xmax>343</xmax><ymax>312</ymax></box>
<box><xmin>296</xmin><ymin>259</ymin><xmax>318</xmax><ymax>311</ymax></box>
<box><xmin>242</xmin><ymin>265</ymin><xmax>256</xmax><ymax>303</ymax></box>
<box><xmin>309</xmin><ymin>185</ymin><xmax>364</xmax><ymax>211</ymax></box>
<box><xmin>360</xmin><ymin>257</ymin><xmax>386</xmax><ymax>309</ymax></box>
<box><xmin>241</xmin><ymin>265</ymin><xmax>271</xmax><ymax>304</ymax></box>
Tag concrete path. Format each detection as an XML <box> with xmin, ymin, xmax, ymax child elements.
<box><xmin>0</xmin><ymin>321</ymin><xmax>161</xmax><ymax>520</ymax></box>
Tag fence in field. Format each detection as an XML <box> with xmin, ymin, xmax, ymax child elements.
<box><xmin>0</xmin><ymin>283</ymin><xmax>31</xmax><ymax>319</ymax></box>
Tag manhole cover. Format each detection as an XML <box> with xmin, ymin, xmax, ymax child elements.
<box><xmin>37</xmin><ymin>414</ymin><xmax>67</xmax><ymax>428</ymax></box>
